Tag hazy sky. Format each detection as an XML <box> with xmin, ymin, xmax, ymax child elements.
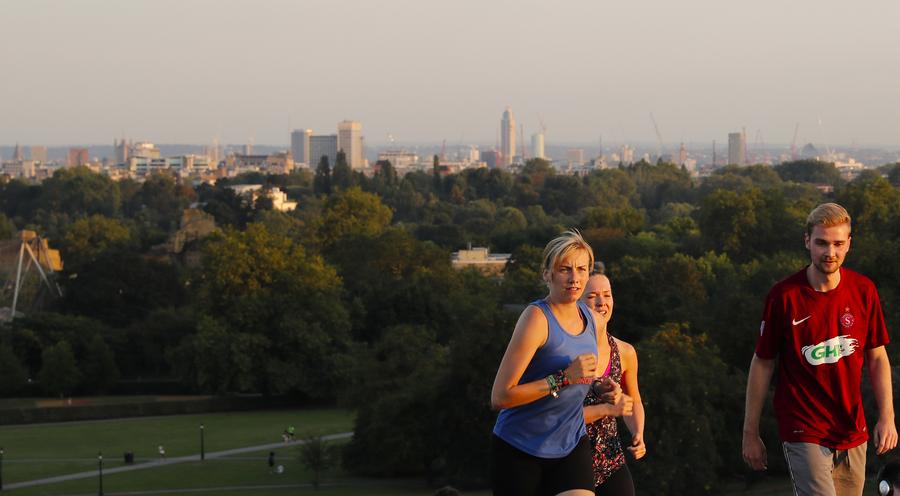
<box><xmin>3</xmin><ymin>0</ymin><xmax>899</xmax><ymax>147</ymax></box>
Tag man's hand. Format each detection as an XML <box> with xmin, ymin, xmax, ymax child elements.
<box><xmin>873</xmin><ymin>418</ymin><xmax>898</xmax><ymax>455</ymax></box>
<box><xmin>742</xmin><ymin>432</ymin><xmax>767</xmax><ymax>471</ymax></box>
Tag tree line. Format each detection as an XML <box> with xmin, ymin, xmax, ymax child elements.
<box><xmin>1</xmin><ymin>155</ymin><xmax>899</xmax><ymax>493</ymax></box>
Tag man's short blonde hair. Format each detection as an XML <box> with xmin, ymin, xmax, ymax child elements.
<box><xmin>542</xmin><ymin>229</ymin><xmax>594</xmax><ymax>275</ymax></box>
<box><xmin>806</xmin><ymin>203</ymin><xmax>851</xmax><ymax>236</ymax></box>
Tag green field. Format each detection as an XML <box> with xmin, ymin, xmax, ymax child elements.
<box><xmin>0</xmin><ymin>407</ymin><xmax>880</xmax><ymax>495</ymax></box>
<box><xmin>0</xmin><ymin>408</ymin><xmax>353</xmax><ymax>486</ymax></box>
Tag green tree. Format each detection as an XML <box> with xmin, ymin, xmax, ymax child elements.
<box><xmin>313</xmin><ymin>155</ymin><xmax>332</xmax><ymax>196</ymax></box>
<box><xmin>299</xmin><ymin>435</ymin><xmax>331</xmax><ymax>489</ymax></box>
<box><xmin>188</xmin><ymin>223</ymin><xmax>352</xmax><ymax>396</ymax></box>
<box><xmin>318</xmin><ymin>187</ymin><xmax>392</xmax><ymax>248</ymax></box>
<box><xmin>40</xmin><ymin>166</ymin><xmax>121</xmax><ymax>217</ymax></box>
<box><xmin>332</xmin><ymin>150</ymin><xmax>353</xmax><ymax>190</ymax></box>
<box><xmin>62</xmin><ymin>214</ymin><xmax>134</xmax><ymax>268</ymax></box>
<box><xmin>125</xmin><ymin>173</ymin><xmax>196</xmax><ymax>231</ymax></box>
<box><xmin>0</xmin><ymin>212</ymin><xmax>16</xmax><ymax>239</ymax></box>
<box><xmin>0</xmin><ymin>344</ymin><xmax>28</xmax><ymax>396</ymax></box>
<box><xmin>632</xmin><ymin>325</ymin><xmax>745</xmax><ymax>495</ymax></box>
<box><xmin>81</xmin><ymin>334</ymin><xmax>120</xmax><ymax>394</ymax></box>
<box><xmin>696</xmin><ymin>188</ymin><xmax>763</xmax><ymax>258</ymax></box>
<box><xmin>344</xmin><ymin>325</ymin><xmax>447</xmax><ymax>475</ymax></box>
<box><xmin>837</xmin><ymin>172</ymin><xmax>900</xmax><ymax>237</ymax></box>
<box><xmin>38</xmin><ymin>340</ymin><xmax>81</xmax><ymax>397</ymax></box>
<box><xmin>775</xmin><ymin>159</ymin><xmax>841</xmax><ymax>186</ymax></box>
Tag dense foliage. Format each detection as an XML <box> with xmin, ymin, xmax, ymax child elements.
<box><xmin>0</xmin><ymin>158</ymin><xmax>898</xmax><ymax>493</ymax></box>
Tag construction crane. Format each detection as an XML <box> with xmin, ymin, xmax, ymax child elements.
<box><xmin>817</xmin><ymin>117</ymin><xmax>834</xmax><ymax>159</ymax></box>
<box><xmin>520</xmin><ymin>124</ymin><xmax>526</xmax><ymax>162</ymax></box>
<box><xmin>790</xmin><ymin>123</ymin><xmax>800</xmax><ymax>161</ymax></box>
<box><xmin>752</xmin><ymin>129</ymin><xmax>764</xmax><ymax>164</ymax></box>
<box><xmin>649</xmin><ymin>113</ymin><xmax>664</xmax><ymax>161</ymax></box>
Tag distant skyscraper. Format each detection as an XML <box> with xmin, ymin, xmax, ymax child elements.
<box><xmin>337</xmin><ymin>120</ymin><xmax>364</xmax><ymax>169</ymax></box>
<box><xmin>291</xmin><ymin>129</ymin><xmax>312</xmax><ymax>165</ymax></box>
<box><xmin>67</xmin><ymin>147</ymin><xmax>89</xmax><ymax>167</ymax></box>
<box><xmin>728</xmin><ymin>132</ymin><xmax>746</xmax><ymax>165</ymax></box>
<box><xmin>531</xmin><ymin>133</ymin><xmax>545</xmax><ymax>160</ymax></box>
<box><xmin>464</xmin><ymin>145</ymin><xmax>480</xmax><ymax>163</ymax></box>
<box><xmin>13</xmin><ymin>143</ymin><xmax>23</xmax><ymax>161</ymax></box>
<box><xmin>500</xmin><ymin>107</ymin><xmax>516</xmax><ymax>168</ymax></box>
<box><xmin>678</xmin><ymin>143</ymin><xmax>687</xmax><ymax>165</ymax></box>
<box><xmin>29</xmin><ymin>146</ymin><xmax>48</xmax><ymax>163</ymax></box>
<box><xmin>621</xmin><ymin>145</ymin><xmax>634</xmax><ymax>164</ymax></box>
<box><xmin>114</xmin><ymin>138</ymin><xmax>129</xmax><ymax>164</ymax></box>
<box><xmin>310</xmin><ymin>134</ymin><xmax>338</xmax><ymax>168</ymax></box>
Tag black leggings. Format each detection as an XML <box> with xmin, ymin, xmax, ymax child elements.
<box><xmin>492</xmin><ymin>434</ymin><xmax>594</xmax><ymax>496</ymax></box>
<box><xmin>594</xmin><ymin>464</ymin><xmax>635</xmax><ymax>496</ymax></box>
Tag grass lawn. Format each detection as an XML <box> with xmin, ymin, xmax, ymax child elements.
<box><xmin>0</xmin><ymin>407</ymin><xmax>353</xmax><ymax>484</ymax></box>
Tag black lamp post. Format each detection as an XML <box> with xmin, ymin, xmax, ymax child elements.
<box><xmin>1</xmin><ymin>446</ymin><xmax>5</xmax><ymax>491</ymax></box>
<box><xmin>200</xmin><ymin>424</ymin><xmax>205</xmax><ymax>461</ymax></box>
<box><xmin>97</xmin><ymin>451</ymin><xmax>104</xmax><ymax>496</ymax></box>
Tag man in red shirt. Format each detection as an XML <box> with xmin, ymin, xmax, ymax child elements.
<box><xmin>742</xmin><ymin>203</ymin><xmax>897</xmax><ymax>496</ymax></box>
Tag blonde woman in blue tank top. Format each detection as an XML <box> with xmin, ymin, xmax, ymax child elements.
<box><xmin>491</xmin><ymin>230</ymin><xmax>605</xmax><ymax>496</ymax></box>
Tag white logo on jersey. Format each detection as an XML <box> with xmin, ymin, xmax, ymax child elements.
<box><xmin>792</xmin><ymin>315</ymin><xmax>811</xmax><ymax>326</ymax></box>
<box><xmin>801</xmin><ymin>335</ymin><xmax>858</xmax><ymax>366</ymax></box>
<box><xmin>759</xmin><ymin>320</ymin><xmax>765</xmax><ymax>336</ymax></box>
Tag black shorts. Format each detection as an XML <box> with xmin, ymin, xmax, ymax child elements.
<box><xmin>492</xmin><ymin>434</ymin><xmax>594</xmax><ymax>496</ymax></box>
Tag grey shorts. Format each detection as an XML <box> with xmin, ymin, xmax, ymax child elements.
<box><xmin>782</xmin><ymin>441</ymin><xmax>866</xmax><ymax>496</ymax></box>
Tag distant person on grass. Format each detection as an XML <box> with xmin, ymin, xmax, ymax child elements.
<box><xmin>580</xmin><ymin>269</ymin><xmax>646</xmax><ymax>496</ymax></box>
<box><xmin>742</xmin><ymin>203</ymin><xmax>897</xmax><ymax>496</ymax></box>
<box><xmin>491</xmin><ymin>229</ymin><xmax>602</xmax><ymax>496</ymax></box>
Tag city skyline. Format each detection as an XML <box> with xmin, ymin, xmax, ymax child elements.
<box><xmin>2</xmin><ymin>0</ymin><xmax>900</xmax><ymax>146</ymax></box>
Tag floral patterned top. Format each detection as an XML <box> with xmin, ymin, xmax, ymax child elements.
<box><xmin>584</xmin><ymin>330</ymin><xmax>626</xmax><ymax>486</ymax></box>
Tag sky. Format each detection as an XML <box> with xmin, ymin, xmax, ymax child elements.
<box><xmin>2</xmin><ymin>0</ymin><xmax>899</xmax><ymax>147</ymax></box>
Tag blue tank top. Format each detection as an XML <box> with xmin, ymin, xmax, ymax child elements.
<box><xmin>492</xmin><ymin>299</ymin><xmax>598</xmax><ymax>458</ymax></box>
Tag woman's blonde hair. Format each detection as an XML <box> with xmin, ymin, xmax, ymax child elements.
<box><xmin>542</xmin><ymin>229</ymin><xmax>594</xmax><ymax>275</ymax></box>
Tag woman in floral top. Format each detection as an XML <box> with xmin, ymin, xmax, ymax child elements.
<box><xmin>581</xmin><ymin>271</ymin><xmax>646</xmax><ymax>496</ymax></box>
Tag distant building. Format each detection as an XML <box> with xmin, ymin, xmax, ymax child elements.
<box><xmin>377</xmin><ymin>150</ymin><xmax>419</xmax><ymax>169</ymax></box>
<box><xmin>800</xmin><ymin>143</ymin><xmax>819</xmax><ymax>159</ymax></box>
<box><xmin>131</xmin><ymin>142</ymin><xmax>161</xmax><ymax>159</ymax></box>
<box><xmin>500</xmin><ymin>107</ymin><xmax>516</xmax><ymax>168</ymax></box>
<box><xmin>462</xmin><ymin>145</ymin><xmax>480</xmax><ymax>163</ymax></box>
<box><xmin>566</xmin><ymin>149</ymin><xmax>585</xmax><ymax>167</ymax></box>
<box><xmin>67</xmin><ymin>148</ymin><xmax>89</xmax><ymax>167</ymax></box>
<box><xmin>337</xmin><ymin>120</ymin><xmax>364</xmax><ymax>169</ymax></box>
<box><xmin>2</xmin><ymin>160</ymin><xmax>36</xmax><ymax>178</ymax></box>
<box><xmin>451</xmin><ymin>246</ymin><xmax>511</xmax><ymax>276</ymax></box>
<box><xmin>114</xmin><ymin>139</ymin><xmax>129</xmax><ymax>164</ymax></box>
<box><xmin>621</xmin><ymin>145</ymin><xmax>634</xmax><ymax>164</ymax></box>
<box><xmin>531</xmin><ymin>133</ymin><xmax>545</xmax><ymax>160</ymax></box>
<box><xmin>678</xmin><ymin>143</ymin><xmax>687</xmax><ymax>165</ymax></box>
<box><xmin>29</xmin><ymin>146</ymin><xmax>48</xmax><ymax>163</ymax></box>
<box><xmin>226</xmin><ymin>184</ymin><xmax>297</xmax><ymax>212</ymax></box>
<box><xmin>291</xmin><ymin>129</ymin><xmax>311</xmax><ymax>166</ymax></box>
<box><xmin>309</xmin><ymin>134</ymin><xmax>338</xmax><ymax>169</ymax></box>
<box><xmin>13</xmin><ymin>143</ymin><xmax>23</xmax><ymax>161</ymax></box>
<box><xmin>482</xmin><ymin>150</ymin><xmax>500</xmax><ymax>169</ymax></box>
<box><xmin>728</xmin><ymin>132</ymin><xmax>746</xmax><ymax>165</ymax></box>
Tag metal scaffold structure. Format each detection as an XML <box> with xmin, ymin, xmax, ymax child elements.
<box><xmin>0</xmin><ymin>230</ymin><xmax>64</xmax><ymax>322</ymax></box>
